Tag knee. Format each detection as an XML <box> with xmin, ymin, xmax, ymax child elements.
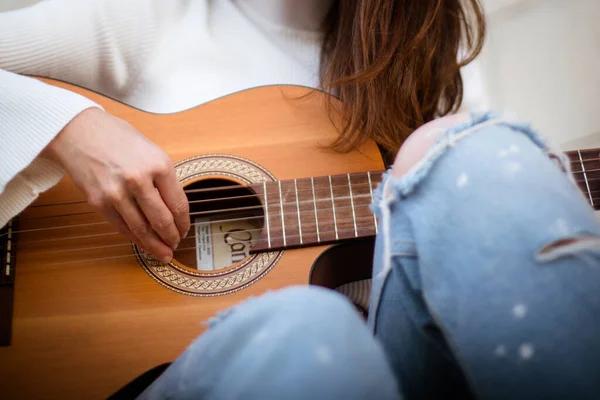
<box><xmin>391</xmin><ymin>113</ymin><xmax>470</xmax><ymax>178</ymax></box>
<box><xmin>234</xmin><ymin>286</ymin><xmax>373</xmax><ymax>351</ymax></box>
<box><xmin>206</xmin><ymin>286</ymin><xmax>363</xmax><ymax>338</ymax></box>
<box><xmin>259</xmin><ymin>285</ymin><xmax>360</xmax><ymax>323</ymax></box>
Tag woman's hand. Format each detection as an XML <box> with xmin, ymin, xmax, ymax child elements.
<box><xmin>44</xmin><ymin>108</ymin><xmax>190</xmax><ymax>262</ymax></box>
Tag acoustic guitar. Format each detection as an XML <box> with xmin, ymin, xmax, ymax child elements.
<box><xmin>0</xmin><ymin>78</ymin><xmax>598</xmax><ymax>399</ymax></box>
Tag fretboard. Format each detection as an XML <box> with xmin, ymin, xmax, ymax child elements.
<box><xmin>249</xmin><ymin>147</ymin><xmax>599</xmax><ymax>253</ymax></box>
<box><xmin>565</xmin><ymin>148</ymin><xmax>599</xmax><ymax>210</ymax></box>
<box><xmin>251</xmin><ymin>171</ymin><xmax>383</xmax><ymax>252</ymax></box>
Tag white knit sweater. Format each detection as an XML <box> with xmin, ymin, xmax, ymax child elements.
<box><xmin>0</xmin><ymin>0</ymin><xmax>484</xmax><ymax>227</ymax></box>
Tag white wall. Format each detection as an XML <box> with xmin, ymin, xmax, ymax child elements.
<box><xmin>479</xmin><ymin>0</ymin><xmax>600</xmax><ymax>150</ymax></box>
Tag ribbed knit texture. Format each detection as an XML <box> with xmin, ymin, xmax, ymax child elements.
<box><xmin>0</xmin><ymin>0</ymin><xmax>325</xmax><ymax>227</ymax></box>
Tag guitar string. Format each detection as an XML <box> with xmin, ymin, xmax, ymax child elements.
<box><xmin>12</xmin><ymin>200</ymin><xmax>376</xmax><ymax>245</ymax></box>
<box><xmin>573</xmin><ymin>167</ymin><xmax>600</xmax><ymax>175</ymax></box>
<box><xmin>17</xmin><ymin>181</ymin><xmax>378</xmax><ymax>221</ymax></box>
<box><xmin>22</xmin><ymin>188</ymin><xmax>599</xmax><ymax>263</ymax></box>
<box><xmin>29</xmin><ymin>223</ymin><xmax>378</xmax><ymax>266</ymax></box>
<box><xmin>16</xmin><ymin>215</ymin><xmax>267</xmax><ymax>245</ymax></box>
<box><xmin>11</xmin><ymin>171</ymin><xmax>599</xmax><ymax>236</ymax></box>
<box><xmin>15</xmin><ymin>169</ymin><xmax>599</xmax><ymax>229</ymax></box>
<box><xmin>569</xmin><ymin>156</ymin><xmax>599</xmax><ymax>163</ymax></box>
<box><xmin>26</xmin><ymin>174</ymin><xmax>386</xmax><ymax>209</ymax></box>
<box><xmin>21</xmin><ymin>214</ymin><xmax>378</xmax><ymax>257</ymax></box>
<box><xmin>5</xmin><ymin>155</ymin><xmax>599</xmax><ymax>234</ymax></box>
<box><xmin>6</xmin><ymin>181</ymin><xmax>600</xmax><ymax>239</ymax></box>
<box><xmin>7</xmin><ymin>185</ymin><xmax>600</xmax><ymax>265</ymax></box>
<box><xmin>22</xmin><ymin>189</ymin><xmax>600</xmax><ymax>264</ymax></box>
<box><xmin>573</xmin><ymin>176</ymin><xmax>600</xmax><ymax>184</ymax></box>
<box><xmin>18</xmin><ymin>153</ymin><xmax>600</xmax><ymax>211</ymax></box>
<box><xmin>19</xmin><ymin>193</ymin><xmax>279</xmax><ymax>221</ymax></box>
<box><xmin>5</xmin><ymin>190</ymin><xmax>376</xmax><ymax>236</ymax></box>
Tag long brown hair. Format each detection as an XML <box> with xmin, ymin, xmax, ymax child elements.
<box><xmin>320</xmin><ymin>0</ymin><xmax>486</xmax><ymax>160</ymax></box>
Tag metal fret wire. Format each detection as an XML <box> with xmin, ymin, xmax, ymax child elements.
<box><xmin>328</xmin><ymin>175</ymin><xmax>339</xmax><ymax>240</ymax></box>
<box><xmin>347</xmin><ymin>173</ymin><xmax>358</xmax><ymax>237</ymax></box>
<box><xmin>311</xmin><ymin>177</ymin><xmax>321</xmax><ymax>243</ymax></box>
<box><xmin>294</xmin><ymin>179</ymin><xmax>303</xmax><ymax>245</ymax></box>
<box><xmin>277</xmin><ymin>180</ymin><xmax>286</xmax><ymax>247</ymax></box>
<box><xmin>578</xmin><ymin>150</ymin><xmax>594</xmax><ymax>207</ymax></box>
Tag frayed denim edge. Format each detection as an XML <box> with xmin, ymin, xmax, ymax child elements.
<box><xmin>370</xmin><ymin>111</ymin><xmax>572</xmax><ymax>278</ymax></box>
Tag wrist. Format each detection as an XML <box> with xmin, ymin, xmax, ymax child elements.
<box><xmin>42</xmin><ymin>107</ymin><xmax>104</xmax><ymax>163</ymax></box>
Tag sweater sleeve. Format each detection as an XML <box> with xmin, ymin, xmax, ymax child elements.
<box><xmin>0</xmin><ymin>0</ymin><xmax>187</xmax><ymax>227</ymax></box>
<box><xmin>0</xmin><ymin>70</ymin><xmax>99</xmax><ymax>225</ymax></box>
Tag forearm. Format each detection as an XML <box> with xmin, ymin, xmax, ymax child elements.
<box><xmin>0</xmin><ymin>70</ymin><xmax>100</xmax><ymax>226</ymax></box>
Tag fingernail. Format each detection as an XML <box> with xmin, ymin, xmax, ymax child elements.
<box><xmin>161</xmin><ymin>255</ymin><xmax>172</xmax><ymax>263</ymax></box>
<box><xmin>171</xmin><ymin>240</ymin><xmax>180</xmax><ymax>250</ymax></box>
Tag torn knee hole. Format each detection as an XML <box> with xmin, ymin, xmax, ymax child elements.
<box><xmin>539</xmin><ymin>237</ymin><xmax>599</xmax><ymax>253</ymax></box>
<box><xmin>390</xmin><ymin>113</ymin><xmax>472</xmax><ymax>180</ymax></box>
<box><xmin>537</xmin><ymin>236</ymin><xmax>600</xmax><ymax>262</ymax></box>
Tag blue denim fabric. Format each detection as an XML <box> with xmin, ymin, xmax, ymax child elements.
<box><xmin>139</xmin><ymin>113</ymin><xmax>600</xmax><ymax>400</ymax></box>
<box><xmin>369</xmin><ymin>112</ymin><xmax>600</xmax><ymax>399</ymax></box>
<box><xmin>138</xmin><ymin>286</ymin><xmax>401</xmax><ymax>400</ymax></box>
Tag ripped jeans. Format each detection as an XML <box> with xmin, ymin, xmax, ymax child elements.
<box><xmin>138</xmin><ymin>113</ymin><xmax>600</xmax><ymax>400</ymax></box>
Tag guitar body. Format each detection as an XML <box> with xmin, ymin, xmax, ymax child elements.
<box><xmin>0</xmin><ymin>79</ymin><xmax>384</xmax><ymax>399</ymax></box>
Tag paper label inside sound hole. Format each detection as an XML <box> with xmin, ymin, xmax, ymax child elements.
<box><xmin>194</xmin><ymin>216</ymin><xmax>262</xmax><ymax>270</ymax></box>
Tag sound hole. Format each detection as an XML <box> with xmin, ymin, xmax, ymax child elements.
<box><xmin>174</xmin><ymin>179</ymin><xmax>264</xmax><ymax>272</ymax></box>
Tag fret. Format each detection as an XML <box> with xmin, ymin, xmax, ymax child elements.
<box><xmin>311</xmin><ymin>177</ymin><xmax>321</xmax><ymax>242</ymax></box>
<box><xmin>349</xmin><ymin>172</ymin><xmax>378</xmax><ymax>237</ymax></box>
<box><xmin>294</xmin><ymin>179</ymin><xmax>303</xmax><ymax>245</ymax></box>
<box><xmin>578</xmin><ymin>150</ymin><xmax>594</xmax><ymax>207</ymax></box>
<box><xmin>280</xmin><ymin>179</ymin><xmax>302</xmax><ymax>247</ymax></box>
<box><xmin>263</xmin><ymin>182</ymin><xmax>271</xmax><ymax>248</ymax></box>
<box><xmin>264</xmin><ymin>182</ymin><xmax>285</xmax><ymax>249</ymax></box>
<box><xmin>294</xmin><ymin>178</ymin><xmax>318</xmax><ymax>244</ymax></box>
<box><xmin>329</xmin><ymin>174</ymin><xmax>357</xmax><ymax>240</ymax></box>
<box><xmin>278</xmin><ymin>181</ymin><xmax>286</xmax><ymax>247</ymax></box>
<box><xmin>347</xmin><ymin>174</ymin><xmax>358</xmax><ymax>237</ymax></box>
<box><xmin>328</xmin><ymin>176</ymin><xmax>339</xmax><ymax>240</ymax></box>
<box><xmin>312</xmin><ymin>177</ymin><xmax>336</xmax><ymax>242</ymax></box>
<box><xmin>367</xmin><ymin>172</ymin><xmax>378</xmax><ymax>234</ymax></box>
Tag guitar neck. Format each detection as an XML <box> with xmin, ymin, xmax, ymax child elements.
<box><xmin>251</xmin><ymin>171</ymin><xmax>384</xmax><ymax>252</ymax></box>
<box><xmin>250</xmin><ymin>147</ymin><xmax>599</xmax><ymax>253</ymax></box>
<box><xmin>565</xmin><ymin>148</ymin><xmax>599</xmax><ymax>210</ymax></box>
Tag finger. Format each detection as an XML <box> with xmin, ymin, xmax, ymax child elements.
<box><xmin>114</xmin><ymin>196</ymin><xmax>173</xmax><ymax>262</ymax></box>
<box><xmin>154</xmin><ymin>166</ymin><xmax>190</xmax><ymax>239</ymax></box>
<box><xmin>100</xmin><ymin>205</ymin><xmax>132</xmax><ymax>237</ymax></box>
<box><xmin>132</xmin><ymin>180</ymin><xmax>181</xmax><ymax>250</ymax></box>
<box><xmin>100</xmin><ymin>206</ymin><xmax>145</xmax><ymax>248</ymax></box>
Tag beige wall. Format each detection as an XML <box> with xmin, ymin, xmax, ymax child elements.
<box><xmin>479</xmin><ymin>0</ymin><xmax>600</xmax><ymax>150</ymax></box>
